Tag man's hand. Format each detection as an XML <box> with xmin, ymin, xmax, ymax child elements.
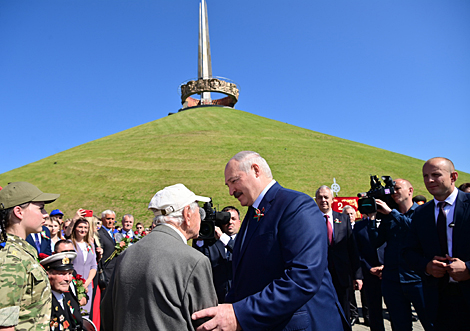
<box><xmin>96</xmin><ymin>247</ymin><xmax>103</xmax><ymax>261</ymax></box>
<box><xmin>425</xmin><ymin>256</ymin><xmax>449</xmax><ymax>278</ymax></box>
<box><xmin>375</xmin><ymin>199</ymin><xmax>392</xmax><ymax>215</ymax></box>
<box><xmin>192</xmin><ymin>304</ymin><xmax>241</xmax><ymax>331</ymax></box>
<box><xmin>79</xmin><ymin>297</ymin><xmax>87</xmax><ymax>306</ymax></box>
<box><xmin>370</xmin><ymin>265</ymin><xmax>384</xmax><ymax>279</ymax></box>
<box><xmin>353</xmin><ymin>279</ymin><xmax>363</xmax><ymax>291</ymax></box>
<box><xmin>445</xmin><ymin>255</ymin><xmax>470</xmax><ymax>281</ymax></box>
<box><xmin>214</xmin><ymin>227</ymin><xmax>223</xmax><ymax>240</ymax></box>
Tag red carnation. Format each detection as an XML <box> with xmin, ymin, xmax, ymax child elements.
<box><xmin>38</xmin><ymin>253</ymin><xmax>49</xmax><ymax>260</ymax></box>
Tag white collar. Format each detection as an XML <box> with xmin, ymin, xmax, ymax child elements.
<box><xmin>253</xmin><ymin>180</ymin><xmax>276</xmax><ymax>209</ymax></box>
<box><xmin>433</xmin><ymin>187</ymin><xmax>458</xmax><ymax>206</ymax></box>
<box><xmin>161</xmin><ymin>223</ymin><xmax>187</xmax><ymax>244</ymax></box>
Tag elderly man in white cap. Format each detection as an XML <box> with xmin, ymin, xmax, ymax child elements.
<box><xmin>101</xmin><ymin>184</ymin><xmax>217</xmax><ymax>331</ymax></box>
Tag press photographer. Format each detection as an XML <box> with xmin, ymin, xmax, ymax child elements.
<box><xmin>193</xmin><ymin>205</ymin><xmax>241</xmax><ymax>303</ymax></box>
<box><xmin>372</xmin><ymin>178</ymin><xmax>432</xmax><ymax>330</ymax></box>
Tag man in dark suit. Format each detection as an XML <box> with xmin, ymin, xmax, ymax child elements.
<box><xmin>41</xmin><ymin>251</ymin><xmax>83</xmax><ymax>331</ymax></box>
<box><xmin>353</xmin><ymin>214</ymin><xmax>385</xmax><ymax>331</ymax></box>
<box><xmin>26</xmin><ymin>224</ymin><xmax>52</xmax><ymax>256</ymax></box>
<box><xmin>404</xmin><ymin>157</ymin><xmax>470</xmax><ymax>330</ymax></box>
<box><xmin>375</xmin><ymin>179</ymin><xmax>431</xmax><ymax>330</ymax></box>
<box><xmin>315</xmin><ymin>185</ymin><xmax>363</xmax><ymax>323</ymax></box>
<box><xmin>194</xmin><ymin>206</ymin><xmax>241</xmax><ymax>303</ymax></box>
<box><xmin>101</xmin><ymin>183</ymin><xmax>217</xmax><ymax>331</ymax></box>
<box><xmin>193</xmin><ymin>151</ymin><xmax>349</xmax><ymax>331</ymax></box>
<box><xmin>97</xmin><ymin>210</ymin><xmax>118</xmax><ymax>290</ymax></box>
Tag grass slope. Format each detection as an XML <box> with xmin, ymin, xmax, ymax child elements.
<box><xmin>2</xmin><ymin>107</ymin><xmax>469</xmax><ymax>226</ymax></box>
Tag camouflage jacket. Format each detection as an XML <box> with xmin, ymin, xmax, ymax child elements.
<box><xmin>0</xmin><ymin>233</ymin><xmax>51</xmax><ymax>330</ymax></box>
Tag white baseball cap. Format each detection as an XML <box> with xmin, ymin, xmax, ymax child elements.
<box><xmin>148</xmin><ymin>184</ymin><xmax>211</xmax><ymax>216</ymax></box>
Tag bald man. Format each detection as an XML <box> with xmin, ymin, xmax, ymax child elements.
<box><xmin>375</xmin><ymin>179</ymin><xmax>431</xmax><ymax>330</ymax></box>
<box><xmin>404</xmin><ymin>157</ymin><xmax>470</xmax><ymax>330</ymax></box>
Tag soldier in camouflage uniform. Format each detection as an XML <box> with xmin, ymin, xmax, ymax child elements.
<box><xmin>0</xmin><ymin>182</ymin><xmax>60</xmax><ymax>330</ymax></box>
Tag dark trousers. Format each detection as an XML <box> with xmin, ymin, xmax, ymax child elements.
<box><xmin>435</xmin><ymin>283</ymin><xmax>470</xmax><ymax>331</ymax></box>
<box><xmin>382</xmin><ymin>279</ymin><xmax>432</xmax><ymax>331</ymax></box>
<box><xmin>362</xmin><ymin>274</ymin><xmax>385</xmax><ymax>331</ymax></box>
<box><xmin>350</xmin><ymin>288</ymin><xmax>368</xmax><ymax>320</ymax></box>
<box><xmin>331</xmin><ymin>278</ymin><xmax>350</xmax><ymax>322</ymax></box>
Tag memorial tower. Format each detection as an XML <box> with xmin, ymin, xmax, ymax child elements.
<box><xmin>179</xmin><ymin>0</ymin><xmax>239</xmax><ymax>109</ymax></box>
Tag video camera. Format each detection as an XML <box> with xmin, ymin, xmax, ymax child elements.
<box><xmin>357</xmin><ymin>175</ymin><xmax>396</xmax><ymax>215</ymax></box>
<box><xmin>198</xmin><ymin>199</ymin><xmax>231</xmax><ymax>240</ymax></box>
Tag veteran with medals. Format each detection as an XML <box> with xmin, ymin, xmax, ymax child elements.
<box><xmin>41</xmin><ymin>252</ymin><xmax>84</xmax><ymax>331</ymax></box>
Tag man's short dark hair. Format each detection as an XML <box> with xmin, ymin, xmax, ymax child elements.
<box><xmin>222</xmin><ymin>206</ymin><xmax>240</xmax><ymax>217</ymax></box>
<box><xmin>54</xmin><ymin>239</ymin><xmax>74</xmax><ymax>253</ymax></box>
<box><xmin>458</xmin><ymin>183</ymin><xmax>470</xmax><ymax>192</ymax></box>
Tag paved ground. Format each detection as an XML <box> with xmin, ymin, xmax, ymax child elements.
<box><xmin>352</xmin><ymin>290</ymin><xmax>425</xmax><ymax>331</ymax></box>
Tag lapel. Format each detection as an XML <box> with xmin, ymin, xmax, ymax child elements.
<box><xmin>215</xmin><ymin>240</ymin><xmax>226</xmax><ymax>259</ymax></box>
<box><xmin>421</xmin><ymin>201</ymin><xmax>443</xmax><ymax>255</ymax></box>
<box><xmin>332</xmin><ymin>211</ymin><xmax>341</xmax><ymax>244</ymax></box>
<box><xmin>100</xmin><ymin>227</ymin><xmax>115</xmax><ymax>246</ymax></box>
<box><xmin>452</xmin><ymin>191</ymin><xmax>469</xmax><ymax>255</ymax></box>
<box><xmin>233</xmin><ymin>182</ymin><xmax>279</xmax><ymax>271</ymax></box>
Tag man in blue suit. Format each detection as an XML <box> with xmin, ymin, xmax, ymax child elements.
<box><xmin>26</xmin><ymin>224</ymin><xmax>52</xmax><ymax>256</ymax></box>
<box><xmin>404</xmin><ymin>157</ymin><xmax>470</xmax><ymax>330</ymax></box>
<box><xmin>193</xmin><ymin>151</ymin><xmax>349</xmax><ymax>331</ymax></box>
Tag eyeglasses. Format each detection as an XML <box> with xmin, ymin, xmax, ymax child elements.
<box><xmin>137</xmin><ymin>226</ymin><xmax>143</xmax><ymax>229</ymax></box>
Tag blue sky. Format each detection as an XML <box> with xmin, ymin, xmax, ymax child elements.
<box><xmin>1</xmin><ymin>0</ymin><xmax>469</xmax><ymax>174</ymax></box>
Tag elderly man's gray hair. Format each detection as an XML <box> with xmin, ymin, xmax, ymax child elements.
<box><xmin>122</xmin><ymin>214</ymin><xmax>134</xmax><ymax>221</ymax></box>
<box><xmin>231</xmin><ymin>151</ymin><xmax>273</xmax><ymax>179</ymax></box>
<box><xmin>342</xmin><ymin>205</ymin><xmax>354</xmax><ymax>213</ymax></box>
<box><xmin>153</xmin><ymin>201</ymin><xmax>199</xmax><ymax>227</ymax></box>
<box><xmin>101</xmin><ymin>210</ymin><xmax>116</xmax><ymax>218</ymax></box>
<box><xmin>315</xmin><ymin>185</ymin><xmax>333</xmax><ymax>198</ymax></box>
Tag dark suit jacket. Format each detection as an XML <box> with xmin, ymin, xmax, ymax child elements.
<box><xmin>26</xmin><ymin>225</ymin><xmax>52</xmax><ymax>256</ymax></box>
<box><xmin>353</xmin><ymin>218</ymin><xmax>384</xmax><ymax>273</ymax></box>
<box><xmin>194</xmin><ymin>237</ymin><xmax>235</xmax><ymax>303</ymax></box>
<box><xmin>226</xmin><ymin>182</ymin><xmax>349</xmax><ymax>331</ymax></box>
<box><xmin>50</xmin><ymin>291</ymin><xmax>83</xmax><ymax>331</ymax></box>
<box><xmin>328</xmin><ymin>211</ymin><xmax>362</xmax><ymax>288</ymax></box>
<box><xmin>97</xmin><ymin>226</ymin><xmax>117</xmax><ymax>286</ymax></box>
<box><xmin>404</xmin><ymin>190</ymin><xmax>470</xmax><ymax>319</ymax></box>
<box><xmin>101</xmin><ymin>225</ymin><xmax>217</xmax><ymax>331</ymax></box>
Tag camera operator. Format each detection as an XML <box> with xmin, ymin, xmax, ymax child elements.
<box><xmin>374</xmin><ymin>179</ymin><xmax>432</xmax><ymax>330</ymax></box>
<box><xmin>194</xmin><ymin>206</ymin><xmax>241</xmax><ymax>303</ymax></box>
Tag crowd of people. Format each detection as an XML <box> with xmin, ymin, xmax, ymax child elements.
<box><xmin>0</xmin><ymin>152</ymin><xmax>469</xmax><ymax>331</ymax></box>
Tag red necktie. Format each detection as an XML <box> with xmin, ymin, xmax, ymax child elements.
<box><xmin>325</xmin><ymin>215</ymin><xmax>333</xmax><ymax>245</ymax></box>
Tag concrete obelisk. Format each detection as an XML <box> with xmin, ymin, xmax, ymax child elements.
<box><xmin>198</xmin><ymin>0</ymin><xmax>212</xmax><ymax>104</ymax></box>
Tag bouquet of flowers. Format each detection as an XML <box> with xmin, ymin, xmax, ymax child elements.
<box><xmin>73</xmin><ymin>274</ymin><xmax>87</xmax><ymax>303</ymax></box>
<box><xmin>105</xmin><ymin>235</ymin><xmax>141</xmax><ymax>263</ymax></box>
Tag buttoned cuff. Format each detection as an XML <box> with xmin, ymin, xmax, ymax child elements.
<box><xmin>219</xmin><ymin>233</ymin><xmax>231</xmax><ymax>246</ymax></box>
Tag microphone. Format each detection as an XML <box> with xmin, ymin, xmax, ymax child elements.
<box><xmin>449</xmin><ymin>221</ymin><xmax>455</xmax><ymax>228</ymax></box>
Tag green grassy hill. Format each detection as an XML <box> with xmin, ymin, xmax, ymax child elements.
<box><xmin>1</xmin><ymin>107</ymin><xmax>469</xmax><ymax>226</ymax></box>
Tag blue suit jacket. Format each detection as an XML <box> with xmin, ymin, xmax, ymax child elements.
<box><xmin>26</xmin><ymin>225</ymin><xmax>52</xmax><ymax>256</ymax></box>
<box><xmin>226</xmin><ymin>182</ymin><xmax>349</xmax><ymax>331</ymax></box>
<box><xmin>404</xmin><ymin>190</ymin><xmax>470</xmax><ymax>319</ymax></box>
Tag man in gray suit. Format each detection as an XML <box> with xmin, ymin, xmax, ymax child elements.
<box><xmin>101</xmin><ymin>184</ymin><xmax>218</xmax><ymax>331</ymax></box>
